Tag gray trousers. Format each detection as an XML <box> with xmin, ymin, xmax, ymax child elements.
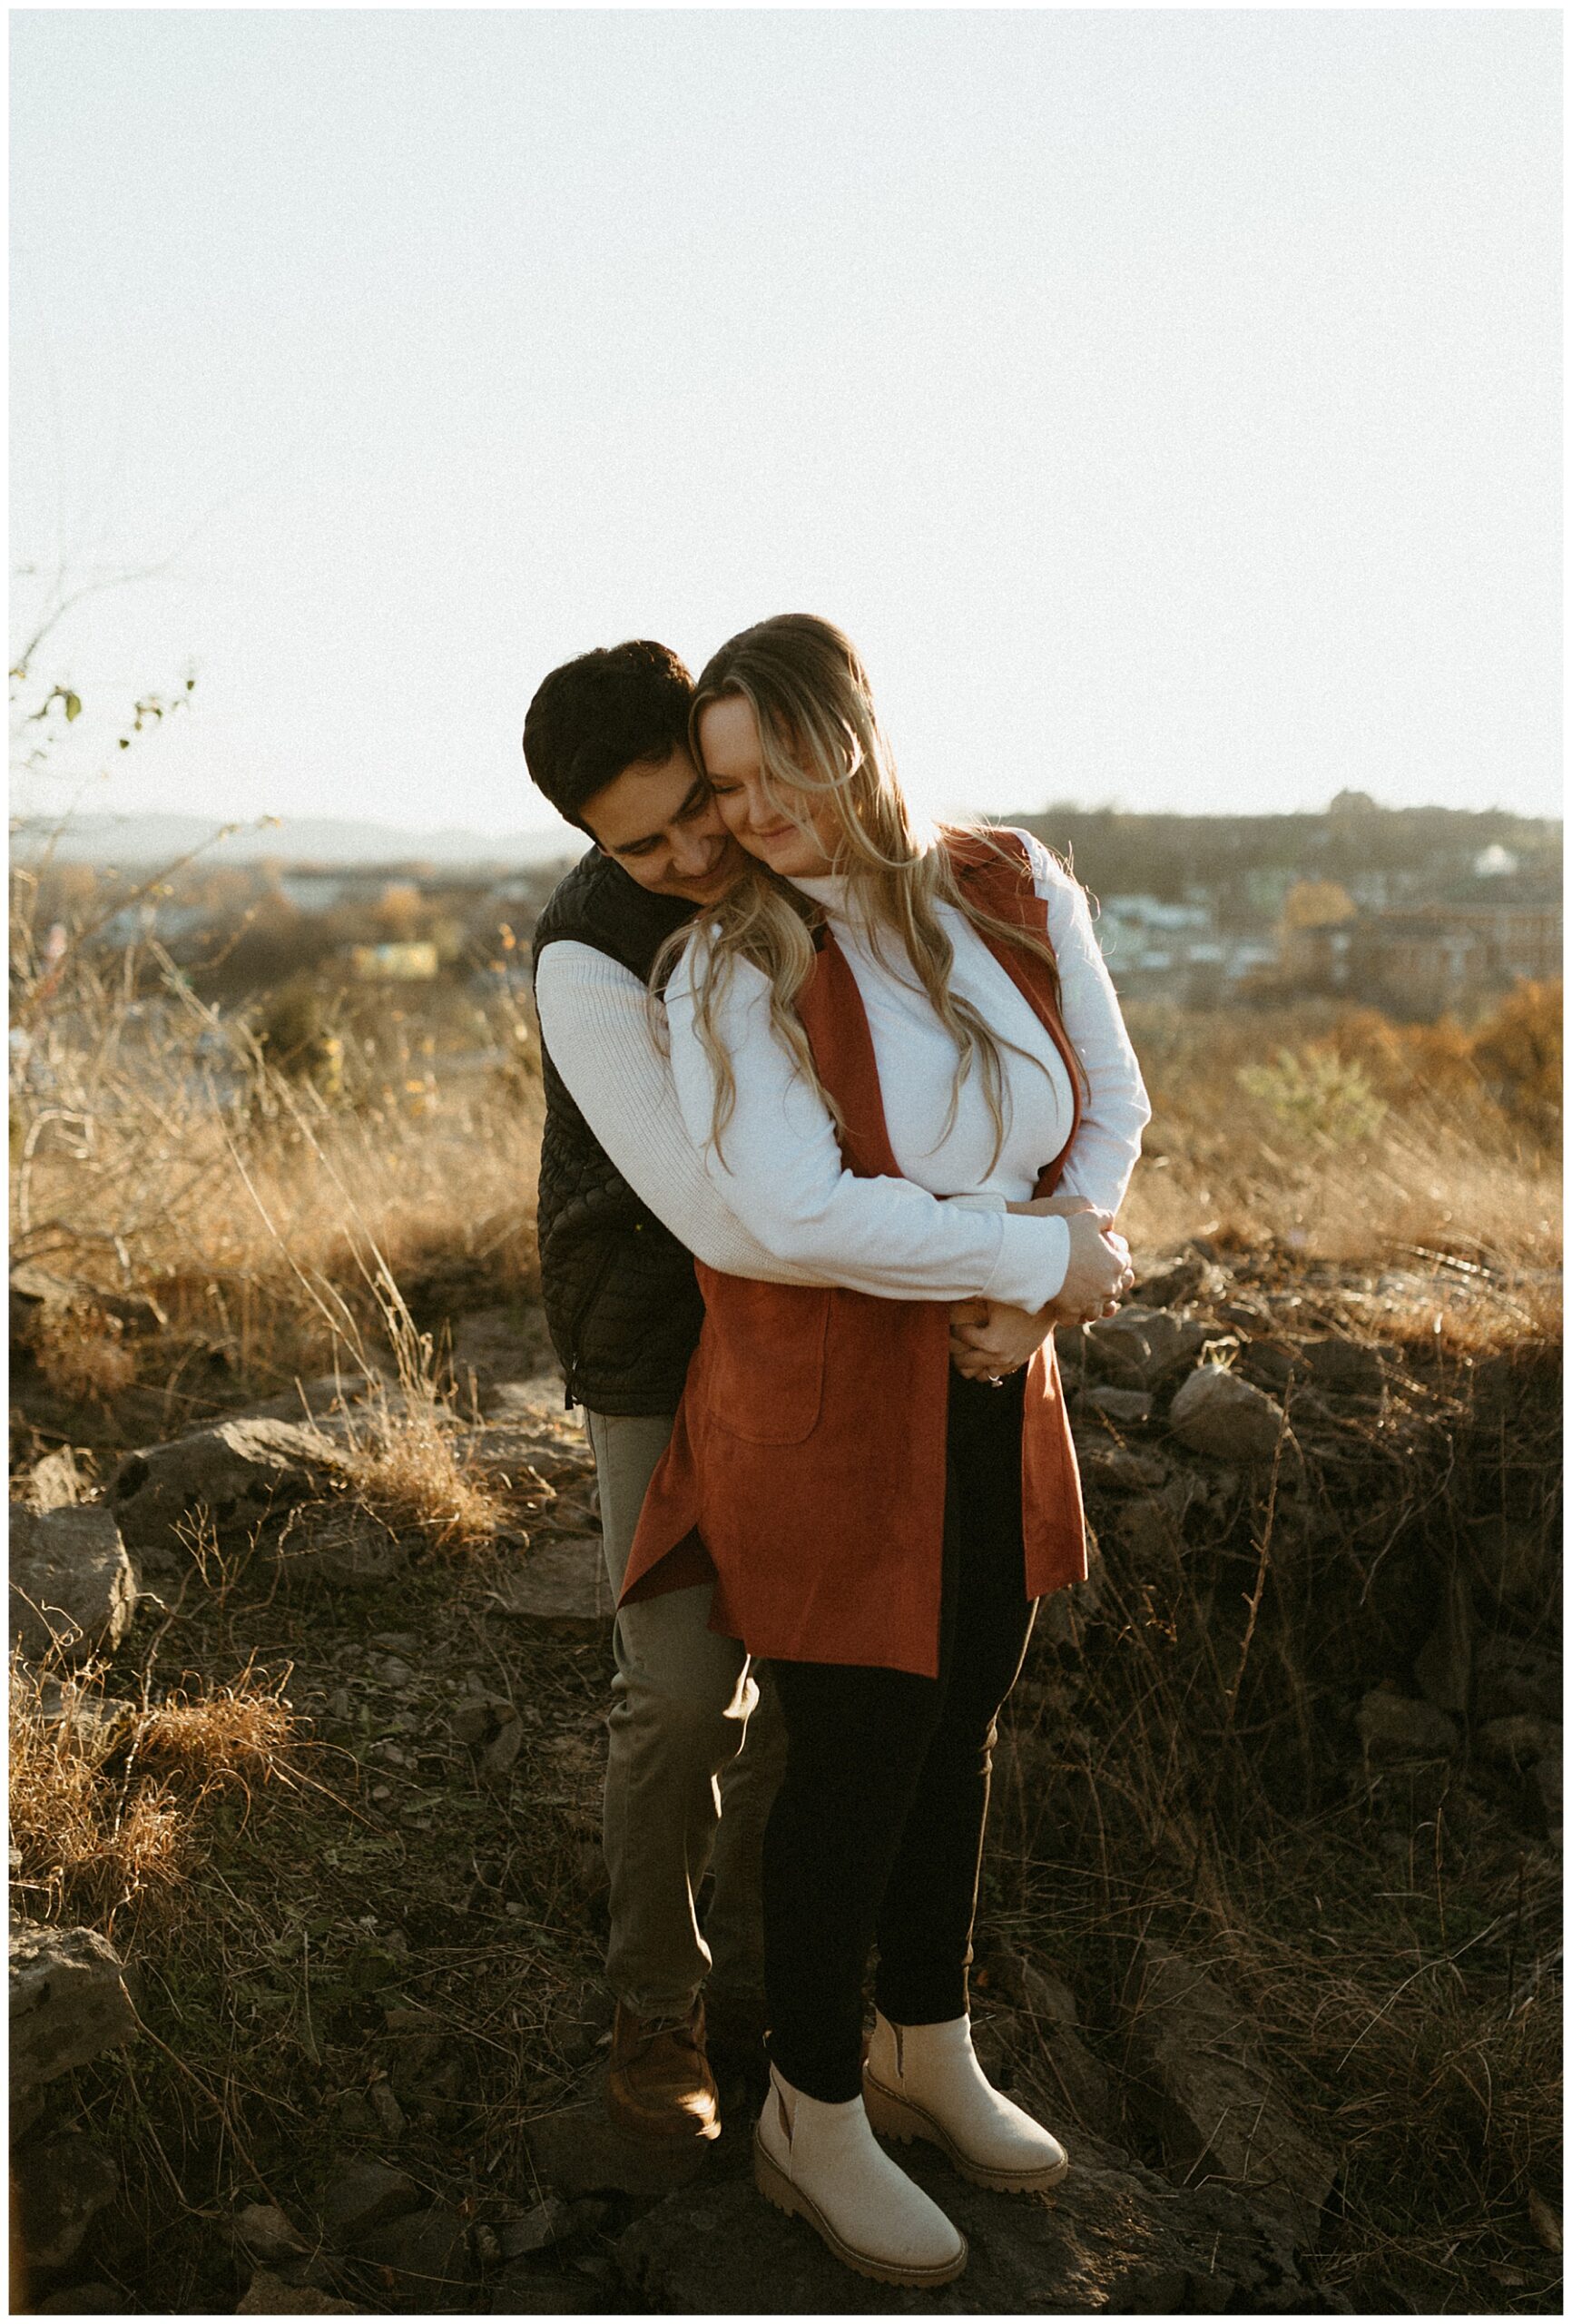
<box><xmin>586</xmin><ymin>1409</ymin><xmax>787</xmax><ymax>2021</ymax></box>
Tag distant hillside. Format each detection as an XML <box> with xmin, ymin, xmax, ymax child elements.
<box><xmin>1007</xmin><ymin>797</ymin><xmax>1561</xmax><ymax>930</ymax></box>
<box><xmin>9</xmin><ymin>812</ymin><xmax>579</xmax><ymax>873</ymax></box>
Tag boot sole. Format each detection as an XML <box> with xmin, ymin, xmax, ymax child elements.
<box><xmin>752</xmin><ymin>2127</ymin><xmax>968</xmax><ymax>2287</ymax></box>
<box><xmin>863</xmin><ymin>2069</ymin><xmax>1071</xmax><ymax>2195</ymax></box>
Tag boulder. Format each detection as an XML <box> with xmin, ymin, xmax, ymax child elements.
<box><xmin>1477</xmin><ymin>1715</ymin><xmax>1563</xmax><ymax>1770</ymax></box>
<box><xmin>352</xmin><ymin>2204</ymin><xmax>475</xmax><ymax>2303</ymax></box>
<box><xmin>1472</xmin><ymin>1637</ymin><xmax>1561</xmax><ymax>1726</ymax></box>
<box><xmin>1086</xmin><ymin>1306</ymin><xmax>1213</xmax><ymax>1391</ymax></box>
<box><xmin>1132</xmin><ymin>1249</ymin><xmax>1231</xmax><ymax>1311</ymax></box>
<box><xmin>1414</xmin><ymin>1565</ymin><xmax>1473</xmax><ymax>1716</ymax></box>
<box><xmin>1078</xmin><ymin>1386</ymin><xmax>1153</xmax><ymax>1426</ymax></box>
<box><xmin>1535</xmin><ymin>1754</ymin><xmax>1563</xmax><ymax>1848</ymax></box>
<box><xmin>980</xmin><ymin>1945</ymin><xmax>1116</xmax><ymax>2136</ymax></box>
<box><xmin>319</xmin><ymin>2158</ymin><xmax>420</xmax><ymax>2244</ymax></box>
<box><xmin>271</xmin><ymin>1503</ymin><xmax>411</xmax><ymax>1590</ymax></box>
<box><xmin>1356</xmin><ymin>1689</ymin><xmax>1459</xmax><ymax>1762</ymax></box>
<box><xmin>1125</xmin><ymin>1945</ymin><xmax>1336</xmax><ymax>2246</ymax></box>
<box><xmin>486</xmin><ymin>2262</ymin><xmax>604</xmax><ymax>2314</ymax></box>
<box><xmin>236</xmin><ymin>1372</ymin><xmax>378</xmax><ymax>1423</ymax></box>
<box><xmin>231</xmin><ymin>2203</ymin><xmax>311</xmax><ymax>2265</ymax></box>
<box><xmin>235</xmin><ymin>2273</ymin><xmax>359</xmax><ymax>2315</ymax></box>
<box><xmin>1169</xmin><ymin>1365</ymin><xmax>1287</xmax><ymax>1466</ymax></box>
<box><xmin>496</xmin><ymin>2194</ymin><xmax>579</xmax><ymax>2260</ymax></box>
<box><xmin>111</xmin><ymin>1418</ymin><xmax>353</xmax><ymax>1561</ymax></box>
<box><xmin>617</xmin><ymin>2127</ymin><xmax>1323</xmax><ymax>2311</ymax></box>
<box><xmin>1076</xmin><ymin>1446</ymin><xmax>1169</xmax><ymax>1493</ymax></box>
<box><xmin>1300</xmin><ymin>1338</ymin><xmax>1384</xmax><ymax>1397</ymax></box>
<box><xmin>525</xmin><ymin>2097</ymin><xmax>711</xmax><ymax>2201</ymax></box>
<box><xmin>485</xmin><ymin>1539</ymin><xmax>610</xmax><ymax>1638</ymax></box>
<box><xmin>10</xmin><ymin>1506</ymin><xmax>137</xmax><ymax>1665</ymax></box>
<box><xmin>13</xmin><ymin>2132</ymin><xmax>119</xmax><ymax>2270</ymax></box>
<box><xmin>10</xmin><ymin>1919</ymin><xmax>140</xmax><ymax>2104</ymax></box>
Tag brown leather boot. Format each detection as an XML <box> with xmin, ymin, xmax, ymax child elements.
<box><xmin>604</xmin><ymin>1998</ymin><xmax>722</xmax><ymax>2144</ymax></box>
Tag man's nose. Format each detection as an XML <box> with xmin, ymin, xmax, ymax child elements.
<box><xmin>670</xmin><ymin>826</ymin><xmax>713</xmax><ymax>875</ymax></box>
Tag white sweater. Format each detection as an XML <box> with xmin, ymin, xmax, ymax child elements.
<box><xmin>534</xmin><ymin>831</ymin><xmax>1149</xmax><ymax>1311</ymax></box>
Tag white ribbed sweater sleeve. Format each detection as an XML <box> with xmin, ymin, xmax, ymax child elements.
<box><xmin>536</xmin><ymin>940</ymin><xmax>1070</xmax><ymax>1305</ymax></box>
<box><xmin>1018</xmin><ymin>832</ymin><xmax>1152</xmax><ymax>1213</ymax></box>
<box><xmin>662</xmin><ymin>952</ymin><xmax>1072</xmax><ymax>1309</ymax></box>
<box><xmin>535</xmin><ymin>943</ymin><xmax>812</xmax><ymax>1286</ymax></box>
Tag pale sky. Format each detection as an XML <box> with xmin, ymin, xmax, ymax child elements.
<box><xmin>10</xmin><ymin>8</ymin><xmax>1562</xmax><ymax>842</ymax></box>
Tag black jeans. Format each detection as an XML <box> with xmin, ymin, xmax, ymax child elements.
<box><xmin>761</xmin><ymin>1370</ymin><xmax>1037</xmax><ymax>2102</ymax></box>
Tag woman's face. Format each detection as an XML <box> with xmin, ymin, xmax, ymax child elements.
<box><xmin>697</xmin><ymin>695</ymin><xmax>838</xmax><ymax>879</ymax></box>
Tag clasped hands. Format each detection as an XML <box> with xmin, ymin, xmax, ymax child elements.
<box><xmin>948</xmin><ymin>1194</ymin><xmax>1135</xmax><ymax>1384</ymax></box>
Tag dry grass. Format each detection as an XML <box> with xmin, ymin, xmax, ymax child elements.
<box><xmin>9</xmin><ymin>1651</ymin><xmax>299</xmax><ymax>1932</ymax></box>
<box><xmin>9</xmin><ymin>913</ymin><xmax>542</xmax><ymax>1399</ymax></box>
<box><xmin>1121</xmin><ymin>990</ymin><xmax>1561</xmax><ymax>1283</ymax></box>
<box><xmin>332</xmin><ymin>1296</ymin><xmax>510</xmax><ymax>1551</ymax></box>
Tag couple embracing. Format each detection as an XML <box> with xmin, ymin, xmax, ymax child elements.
<box><xmin>522</xmin><ymin>614</ymin><xmax>1148</xmax><ymax>2287</ymax></box>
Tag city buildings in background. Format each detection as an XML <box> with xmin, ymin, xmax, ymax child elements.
<box><xmin>12</xmin><ymin>799</ymin><xmax>1562</xmax><ymax>1020</ymax></box>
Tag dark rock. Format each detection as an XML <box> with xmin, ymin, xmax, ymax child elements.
<box><xmin>235</xmin><ymin>2270</ymin><xmax>359</xmax><ymax>2314</ymax></box>
<box><xmin>354</xmin><ymin>2204</ymin><xmax>475</xmax><ymax>2304</ymax></box>
<box><xmin>980</xmin><ymin>1946</ymin><xmax>1117</xmax><ymax>2138</ymax></box>
<box><xmin>1077</xmin><ymin>1446</ymin><xmax>1169</xmax><ymax>1493</ymax></box>
<box><xmin>485</xmin><ymin>1539</ymin><xmax>611</xmax><ymax>1638</ymax></box>
<box><xmin>10</xmin><ymin>1919</ymin><xmax>140</xmax><ymax>2104</ymax></box>
<box><xmin>495</xmin><ymin>2195</ymin><xmax>582</xmax><ymax>2259</ymax></box>
<box><xmin>10</xmin><ymin>1504</ymin><xmax>137</xmax><ymax>1664</ymax></box>
<box><xmin>1125</xmin><ymin>1945</ymin><xmax>1336</xmax><ymax>2246</ymax></box>
<box><xmin>1463</xmin><ymin>1514</ymin><xmax>1552</xmax><ymax>1610</ymax></box>
<box><xmin>524</xmin><ymin>2097</ymin><xmax>711</xmax><ymax>2200</ymax></box>
<box><xmin>14</xmin><ymin>2132</ymin><xmax>119</xmax><ymax>2270</ymax></box>
<box><xmin>237</xmin><ymin>1372</ymin><xmax>378</xmax><ymax>1423</ymax></box>
<box><xmin>1357</xmin><ymin>1689</ymin><xmax>1459</xmax><ymax>1762</ymax></box>
<box><xmin>232</xmin><ymin>2201</ymin><xmax>311</xmax><ymax>2264</ymax></box>
<box><xmin>487</xmin><ymin>2261</ymin><xmax>604</xmax><ymax>2313</ymax></box>
<box><xmin>1133</xmin><ymin>1250</ymin><xmax>1230</xmax><ymax>1311</ymax></box>
<box><xmin>1300</xmin><ymin>1338</ymin><xmax>1384</xmax><ymax>1396</ymax></box>
<box><xmin>272</xmin><ymin>1502</ymin><xmax>411</xmax><ymax>1589</ymax></box>
<box><xmin>1535</xmin><ymin>1755</ymin><xmax>1562</xmax><ymax>1847</ymax></box>
<box><xmin>1079</xmin><ymin>1386</ymin><xmax>1154</xmax><ymax>1426</ymax></box>
<box><xmin>1169</xmin><ymin>1366</ymin><xmax>1287</xmax><ymax>1465</ymax></box>
<box><xmin>1414</xmin><ymin>1566</ymin><xmax>1473</xmax><ymax>1716</ymax></box>
<box><xmin>111</xmin><ymin>1417</ymin><xmax>353</xmax><ymax>1559</ymax></box>
<box><xmin>1237</xmin><ymin>1340</ymin><xmax>1297</xmax><ymax>1392</ymax></box>
<box><xmin>319</xmin><ymin>2158</ymin><xmax>421</xmax><ymax>2244</ymax></box>
<box><xmin>34</xmin><ymin>2284</ymin><xmax>123</xmax><ymax>2313</ymax></box>
<box><xmin>1477</xmin><ymin>1715</ymin><xmax>1562</xmax><ymax>1769</ymax></box>
<box><xmin>1472</xmin><ymin>1637</ymin><xmax>1561</xmax><ymax>1726</ymax></box>
<box><xmin>617</xmin><ymin>2128</ymin><xmax>1312</xmax><ymax>2311</ymax></box>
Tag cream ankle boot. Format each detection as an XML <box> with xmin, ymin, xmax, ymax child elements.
<box><xmin>753</xmin><ymin>2062</ymin><xmax>968</xmax><ymax>2287</ymax></box>
<box><xmin>864</xmin><ymin>2012</ymin><xmax>1070</xmax><ymax>2193</ymax></box>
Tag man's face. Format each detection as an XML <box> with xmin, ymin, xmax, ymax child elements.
<box><xmin>580</xmin><ymin>744</ymin><xmax>746</xmax><ymax>904</ymax></box>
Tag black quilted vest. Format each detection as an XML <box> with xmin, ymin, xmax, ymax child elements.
<box><xmin>532</xmin><ymin>848</ymin><xmax>704</xmax><ymax>1415</ymax></box>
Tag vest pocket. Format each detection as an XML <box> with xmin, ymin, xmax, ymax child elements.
<box><xmin>704</xmin><ymin>1281</ymin><xmax>830</xmax><ymax>1446</ymax></box>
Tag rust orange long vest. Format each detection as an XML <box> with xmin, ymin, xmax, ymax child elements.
<box><xmin>621</xmin><ymin>830</ymin><xmax>1088</xmax><ymax>1679</ymax></box>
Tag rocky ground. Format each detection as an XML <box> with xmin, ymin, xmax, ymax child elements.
<box><xmin>10</xmin><ymin>1246</ymin><xmax>1564</xmax><ymax>2314</ymax></box>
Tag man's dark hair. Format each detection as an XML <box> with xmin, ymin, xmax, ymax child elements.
<box><xmin>523</xmin><ymin>640</ymin><xmax>695</xmax><ymax>830</ymax></box>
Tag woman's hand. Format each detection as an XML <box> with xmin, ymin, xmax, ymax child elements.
<box><xmin>949</xmin><ymin>1298</ymin><xmax>1054</xmax><ymax>1379</ymax></box>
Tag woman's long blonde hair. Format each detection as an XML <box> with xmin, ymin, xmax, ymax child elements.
<box><xmin>659</xmin><ymin>613</ymin><xmax>1076</xmax><ymax>1165</ymax></box>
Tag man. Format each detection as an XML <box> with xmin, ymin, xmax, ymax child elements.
<box><xmin>523</xmin><ymin>638</ymin><xmax>1134</xmax><ymax>2150</ymax></box>
<box><xmin>525</xmin><ymin>640</ymin><xmax>794</xmax><ymax>2150</ymax></box>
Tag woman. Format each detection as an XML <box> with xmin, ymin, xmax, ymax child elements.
<box><xmin>622</xmin><ymin>615</ymin><xmax>1148</xmax><ymax>2285</ymax></box>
